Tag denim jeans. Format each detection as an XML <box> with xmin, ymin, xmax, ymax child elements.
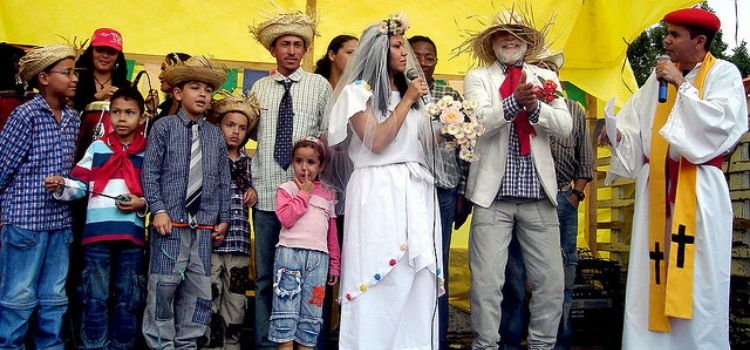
<box><xmin>0</xmin><ymin>225</ymin><xmax>73</xmax><ymax>350</ymax></box>
<box><xmin>252</xmin><ymin>209</ymin><xmax>281</xmax><ymax>349</ymax></box>
<box><xmin>499</xmin><ymin>191</ymin><xmax>578</xmax><ymax>350</ymax></box>
<box><xmin>436</xmin><ymin>186</ymin><xmax>457</xmax><ymax>350</ymax></box>
<box><xmin>268</xmin><ymin>246</ymin><xmax>329</xmax><ymax>347</ymax></box>
<box><xmin>78</xmin><ymin>242</ymin><xmax>145</xmax><ymax>350</ymax></box>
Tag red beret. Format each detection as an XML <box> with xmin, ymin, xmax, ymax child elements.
<box><xmin>664</xmin><ymin>8</ymin><xmax>720</xmax><ymax>32</ymax></box>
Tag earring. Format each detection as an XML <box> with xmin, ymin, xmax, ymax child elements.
<box><xmin>115</xmin><ymin>62</ymin><xmax>120</xmax><ymax>70</ymax></box>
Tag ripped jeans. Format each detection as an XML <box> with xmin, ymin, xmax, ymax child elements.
<box><xmin>268</xmin><ymin>246</ymin><xmax>329</xmax><ymax>347</ymax></box>
<box><xmin>78</xmin><ymin>242</ymin><xmax>145</xmax><ymax>350</ymax></box>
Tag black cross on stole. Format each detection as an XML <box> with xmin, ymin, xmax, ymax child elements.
<box><xmin>671</xmin><ymin>224</ymin><xmax>695</xmax><ymax>268</ymax></box>
<box><xmin>649</xmin><ymin>242</ymin><xmax>665</xmax><ymax>285</ymax></box>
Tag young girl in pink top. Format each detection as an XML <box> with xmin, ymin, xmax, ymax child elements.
<box><xmin>269</xmin><ymin>137</ymin><xmax>340</xmax><ymax>350</ymax></box>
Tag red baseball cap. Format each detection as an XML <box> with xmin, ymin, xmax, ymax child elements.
<box><xmin>664</xmin><ymin>8</ymin><xmax>721</xmax><ymax>32</ymax></box>
<box><xmin>91</xmin><ymin>28</ymin><xmax>123</xmax><ymax>52</ymax></box>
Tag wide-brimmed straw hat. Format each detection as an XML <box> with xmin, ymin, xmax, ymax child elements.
<box><xmin>210</xmin><ymin>91</ymin><xmax>261</xmax><ymax>131</ymax></box>
<box><xmin>250</xmin><ymin>11</ymin><xmax>318</xmax><ymax>51</ymax></box>
<box><xmin>18</xmin><ymin>44</ymin><xmax>77</xmax><ymax>83</ymax></box>
<box><xmin>163</xmin><ymin>55</ymin><xmax>227</xmax><ymax>89</ymax></box>
<box><xmin>455</xmin><ymin>7</ymin><xmax>552</xmax><ymax>66</ymax></box>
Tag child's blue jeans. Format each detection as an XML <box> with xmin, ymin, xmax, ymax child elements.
<box><xmin>268</xmin><ymin>246</ymin><xmax>329</xmax><ymax>347</ymax></box>
<box><xmin>78</xmin><ymin>242</ymin><xmax>145</xmax><ymax>350</ymax></box>
<box><xmin>0</xmin><ymin>225</ymin><xmax>72</xmax><ymax>350</ymax></box>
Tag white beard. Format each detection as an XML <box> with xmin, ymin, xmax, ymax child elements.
<box><xmin>493</xmin><ymin>40</ymin><xmax>528</xmax><ymax>65</ymax></box>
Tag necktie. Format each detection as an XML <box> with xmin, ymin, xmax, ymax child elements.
<box><xmin>185</xmin><ymin>121</ymin><xmax>202</xmax><ymax>215</ymax></box>
<box><xmin>274</xmin><ymin>80</ymin><xmax>294</xmax><ymax>170</ymax></box>
<box><xmin>499</xmin><ymin>66</ymin><xmax>536</xmax><ymax>156</ymax></box>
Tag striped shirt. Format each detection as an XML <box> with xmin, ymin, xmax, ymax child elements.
<box><xmin>549</xmin><ymin>99</ymin><xmax>594</xmax><ymax>188</ymax></box>
<box><xmin>214</xmin><ymin>152</ymin><xmax>251</xmax><ymax>255</ymax></box>
<box><xmin>55</xmin><ymin>140</ymin><xmax>146</xmax><ymax>246</ymax></box>
<box><xmin>142</xmin><ymin>110</ymin><xmax>231</xmax><ymax>226</ymax></box>
<box><xmin>430</xmin><ymin>80</ymin><xmax>464</xmax><ymax>189</ymax></box>
<box><xmin>249</xmin><ymin>68</ymin><xmax>331</xmax><ymax>211</ymax></box>
<box><xmin>0</xmin><ymin>94</ymin><xmax>80</xmax><ymax>230</ymax></box>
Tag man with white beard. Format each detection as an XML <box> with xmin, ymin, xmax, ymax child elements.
<box><xmin>458</xmin><ymin>10</ymin><xmax>572</xmax><ymax>350</ymax></box>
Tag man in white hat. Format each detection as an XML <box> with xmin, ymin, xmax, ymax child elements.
<box><xmin>248</xmin><ymin>11</ymin><xmax>332</xmax><ymax>350</ymax></box>
<box><xmin>499</xmin><ymin>50</ymin><xmax>594</xmax><ymax>350</ymax></box>
<box><xmin>458</xmin><ymin>9</ymin><xmax>572</xmax><ymax>350</ymax></box>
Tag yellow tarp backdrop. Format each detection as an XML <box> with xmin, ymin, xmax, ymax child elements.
<box><xmin>0</xmin><ymin>0</ymin><xmax>699</xmax><ymax>311</ymax></box>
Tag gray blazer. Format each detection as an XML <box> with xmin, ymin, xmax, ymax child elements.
<box><xmin>463</xmin><ymin>62</ymin><xmax>573</xmax><ymax>208</ymax></box>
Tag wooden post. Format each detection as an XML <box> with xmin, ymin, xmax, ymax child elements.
<box><xmin>303</xmin><ymin>0</ymin><xmax>317</xmax><ymax>72</ymax></box>
<box><xmin>584</xmin><ymin>93</ymin><xmax>599</xmax><ymax>256</ymax></box>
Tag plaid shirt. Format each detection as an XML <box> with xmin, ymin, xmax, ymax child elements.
<box><xmin>549</xmin><ymin>99</ymin><xmax>594</xmax><ymax>188</ymax></box>
<box><xmin>214</xmin><ymin>152</ymin><xmax>251</xmax><ymax>255</ymax></box>
<box><xmin>430</xmin><ymin>80</ymin><xmax>464</xmax><ymax>189</ymax></box>
<box><xmin>142</xmin><ymin>110</ymin><xmax>231</xmax><ymax>226</ymax></box>
<box><xmin>0</xmin><ymin>94</ymin><xmax>79</xmax><ymax>230</ymax></box>
<box><xmin>249</xmin><ymin>68</ymin><xmax>331</xmax><ymax>211</ymax></box>
<box><xmin>496</xmin><ymin>63</ymin><xmax>545</xmax><ymax>200</ymax></box>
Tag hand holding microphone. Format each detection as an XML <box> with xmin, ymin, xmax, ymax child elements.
<box><xmin>406</xmin><ymin>68</ymin><xmax>432</xmax><ymax>104</ymax></box>
<box><xmin>655</xmin><ymin>54</ymin><xmax>686</xmax><ymax>103</ymax></box>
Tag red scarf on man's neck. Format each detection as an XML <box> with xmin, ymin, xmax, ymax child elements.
<box><xmin>92</xmin><ymin>132</ymin><xmax>146</xmax><ymax>197</ymax></box>
<box><xmin>499</xmin><ymin>65</ymin><xmax>536</xmax><ymax>155</ymax></box>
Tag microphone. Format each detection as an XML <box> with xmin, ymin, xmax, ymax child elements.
<box><xmin>406</xmin><ymin>68</ymin><xmax>432</xmax><ymax>104</ymax></box>
<box><xmin>657</xmin><ymin>54</ymin><xmax>671</xmax><ymax>103</ymax></box>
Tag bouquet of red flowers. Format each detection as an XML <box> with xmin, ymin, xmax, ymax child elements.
<box><xmin>535</xmin><ymin>77</ymin><xmax>564</xmax><ymax>103</ymax></box>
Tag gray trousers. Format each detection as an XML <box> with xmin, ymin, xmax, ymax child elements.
<box><xmin>143</xmin><ymin>227</ymin><xmax>213</xmax><ymax>350</ymax></box>
<box><xmin>469</xmin><ymin>199</ymin><xmax>564</xmax><ymax>350</ymax></box>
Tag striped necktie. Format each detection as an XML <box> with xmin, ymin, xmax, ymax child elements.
<box><xmin>185</xmin><ymin>121</ymin><xmax>202</xmax><ymax>215</ymax></box>
<box><xmin>274</xmin><ymin>80</ymin><xmax>293</xmax><ymax>170</ymax></box>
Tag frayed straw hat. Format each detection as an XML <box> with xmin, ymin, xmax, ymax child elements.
<box><xmin>250</xmin><ymin>11</ymin><xmax>318</xmax><ymax>51</ymax></box>
<box><xmin>454</xmin><ymin>6</ymin><xmax>553</xmax><ymax>66</ymax></box>
<box><xmin>18</xmin><ymin>44</ymin><xmax>77</xmax><ymax>83</ymax></box>
<box><xmin>210</xmin><ymin>91</ymin><xmax>261</xmax><ymax>131</ymax></box>
<box><xmin>163</xmin><ymin>55</ymin><xmax>227</xmax><ymax>89</ymax></box>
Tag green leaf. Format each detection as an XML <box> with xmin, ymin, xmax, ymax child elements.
<box><xmin>537</xmin><ymin>76</ymin><xmax>547</xmax><ymax>85</ymax></box>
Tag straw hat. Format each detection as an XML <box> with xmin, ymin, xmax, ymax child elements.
<box><xmin>529</xmin><ymin>49</ymin><xmax>564</xmax><ymax>70</ymax></box>
<box><xmin>455</xmin><ymin>6</ymin><xmax>552</xmax><ymax>66</ymax></box>
<box><xmin>250</xmin><ymin>11</ymin><xmax>318</xmax><ymax>51</ymax></box>
<box><xmin>210</xmin><ymin>91</ymin><xmax>261</xmax><ymax>131</ymax></box>
<box><xmin>18</xmin><ymin>44</ymin><xmax>77</xmax><ymax>83</ymax></box>
<box><xmin>163</xmin><ymin>55</ymin><xmax>227</xmax><ymax>89</ymax></box>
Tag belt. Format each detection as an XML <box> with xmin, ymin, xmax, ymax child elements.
<box><xmin>170</xmin><ymin>222</ymin><xmax>214</xmax><ymax>230</ymax></box>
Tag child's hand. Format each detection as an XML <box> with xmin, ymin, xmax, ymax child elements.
<box><xmin>212</xmin><ymin>222</ymin><xmax>228</xmax><ymax>247</ymax></box>
<box><xmin>327</xmin><ymin>274</ymin><xmax>339</xmax><ymax>286</ymax></box>
<box><xmin>116</xmin><ymin>195</ymin><xmax>146</xmax><ymax>213</ymax></box>
<box><xmin>44</xmin><ymin>176</ymin><xmax>65</xmax><ymax>193</ymax></box>
<box><xmin>243</xmin><ymin>188</ymin><xmax>258</xmax><ymax>207</ymax></box>
<box><xmin>152</xmin><ymin>212</ymin><xmax>172</xmax><ymax>236</ymax></box>
<box><xmin>294</xmin><ymin>170</ymin><xmax>314</xmax><ymax>193</ymax></box>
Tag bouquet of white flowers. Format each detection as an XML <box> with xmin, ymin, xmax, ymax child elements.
<box><xmin>425</xmin><ymin>95</ymin><xmax>485</xmax><ymax>162</ymax></box>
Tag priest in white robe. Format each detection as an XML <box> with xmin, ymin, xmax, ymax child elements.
<box><xmin>602</xmin><ymin>8</ymin><xmax>748</xmax><ymax>350</ymax></box>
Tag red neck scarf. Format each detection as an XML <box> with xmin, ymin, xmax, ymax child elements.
<box><xmin>92</xmin><ymin>132</ymin><xmax>147</xmax><ymax>197</ymax></box>
<box><xmin>499</xmin><ymin>65</ymin><xmax>536</xmax><ymax>155</ymax></box>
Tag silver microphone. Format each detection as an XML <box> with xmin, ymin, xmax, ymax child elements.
<box><xmin>406</xmin><ymin>68</ymin><xmax>432</xmax><ymax>104</ymax></box>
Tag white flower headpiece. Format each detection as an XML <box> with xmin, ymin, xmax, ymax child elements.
<box><xmin>379</xmin><ymin>11</ymin><xmax>410</xmax><ymax>35</ymax></box>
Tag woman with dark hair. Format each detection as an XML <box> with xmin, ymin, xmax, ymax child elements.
<box><xmin>73</xmin><ymin>28</ymin><xmax>130</xmax><ymax>112</ymax></box>
<box><xmin>326</xmin><ymin>12</ymin><xmax>445</xmax><ymax>349</ymax></box>
<box><xmin>314</xmin><ymin>34</ymin><xmax>358</xmax><ymax>89</ymax></box>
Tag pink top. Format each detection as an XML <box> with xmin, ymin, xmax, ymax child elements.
<box><xmin>275</xmin><ymin>180</ymin><xmax>340</xmax><ymax>276</ymax></box>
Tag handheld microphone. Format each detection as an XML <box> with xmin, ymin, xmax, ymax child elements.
<box><xmin>657</xmin><ymin>54</ymin><xmax>671</xmax><ymax>103</ymax></box>
<box><xmin>406</xmin><ymin>68</ymin><xmax>432</xmax><ymax>104</ymax></box>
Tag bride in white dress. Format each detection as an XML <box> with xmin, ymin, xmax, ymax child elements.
<box><xmin>326</xmin><ymin>13</ymin><xmax>446</xmax><ymax>350</ymax></box>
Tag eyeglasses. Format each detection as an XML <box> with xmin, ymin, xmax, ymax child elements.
<box><xmin>416</xmin><ymin>55</ymin><xmax>437</xmax><ymax>67</ymax></box>
<box><xmin>47</xmin><ymin>69</ymin><xmax>80</xmax><ymax>78</ymax></box>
